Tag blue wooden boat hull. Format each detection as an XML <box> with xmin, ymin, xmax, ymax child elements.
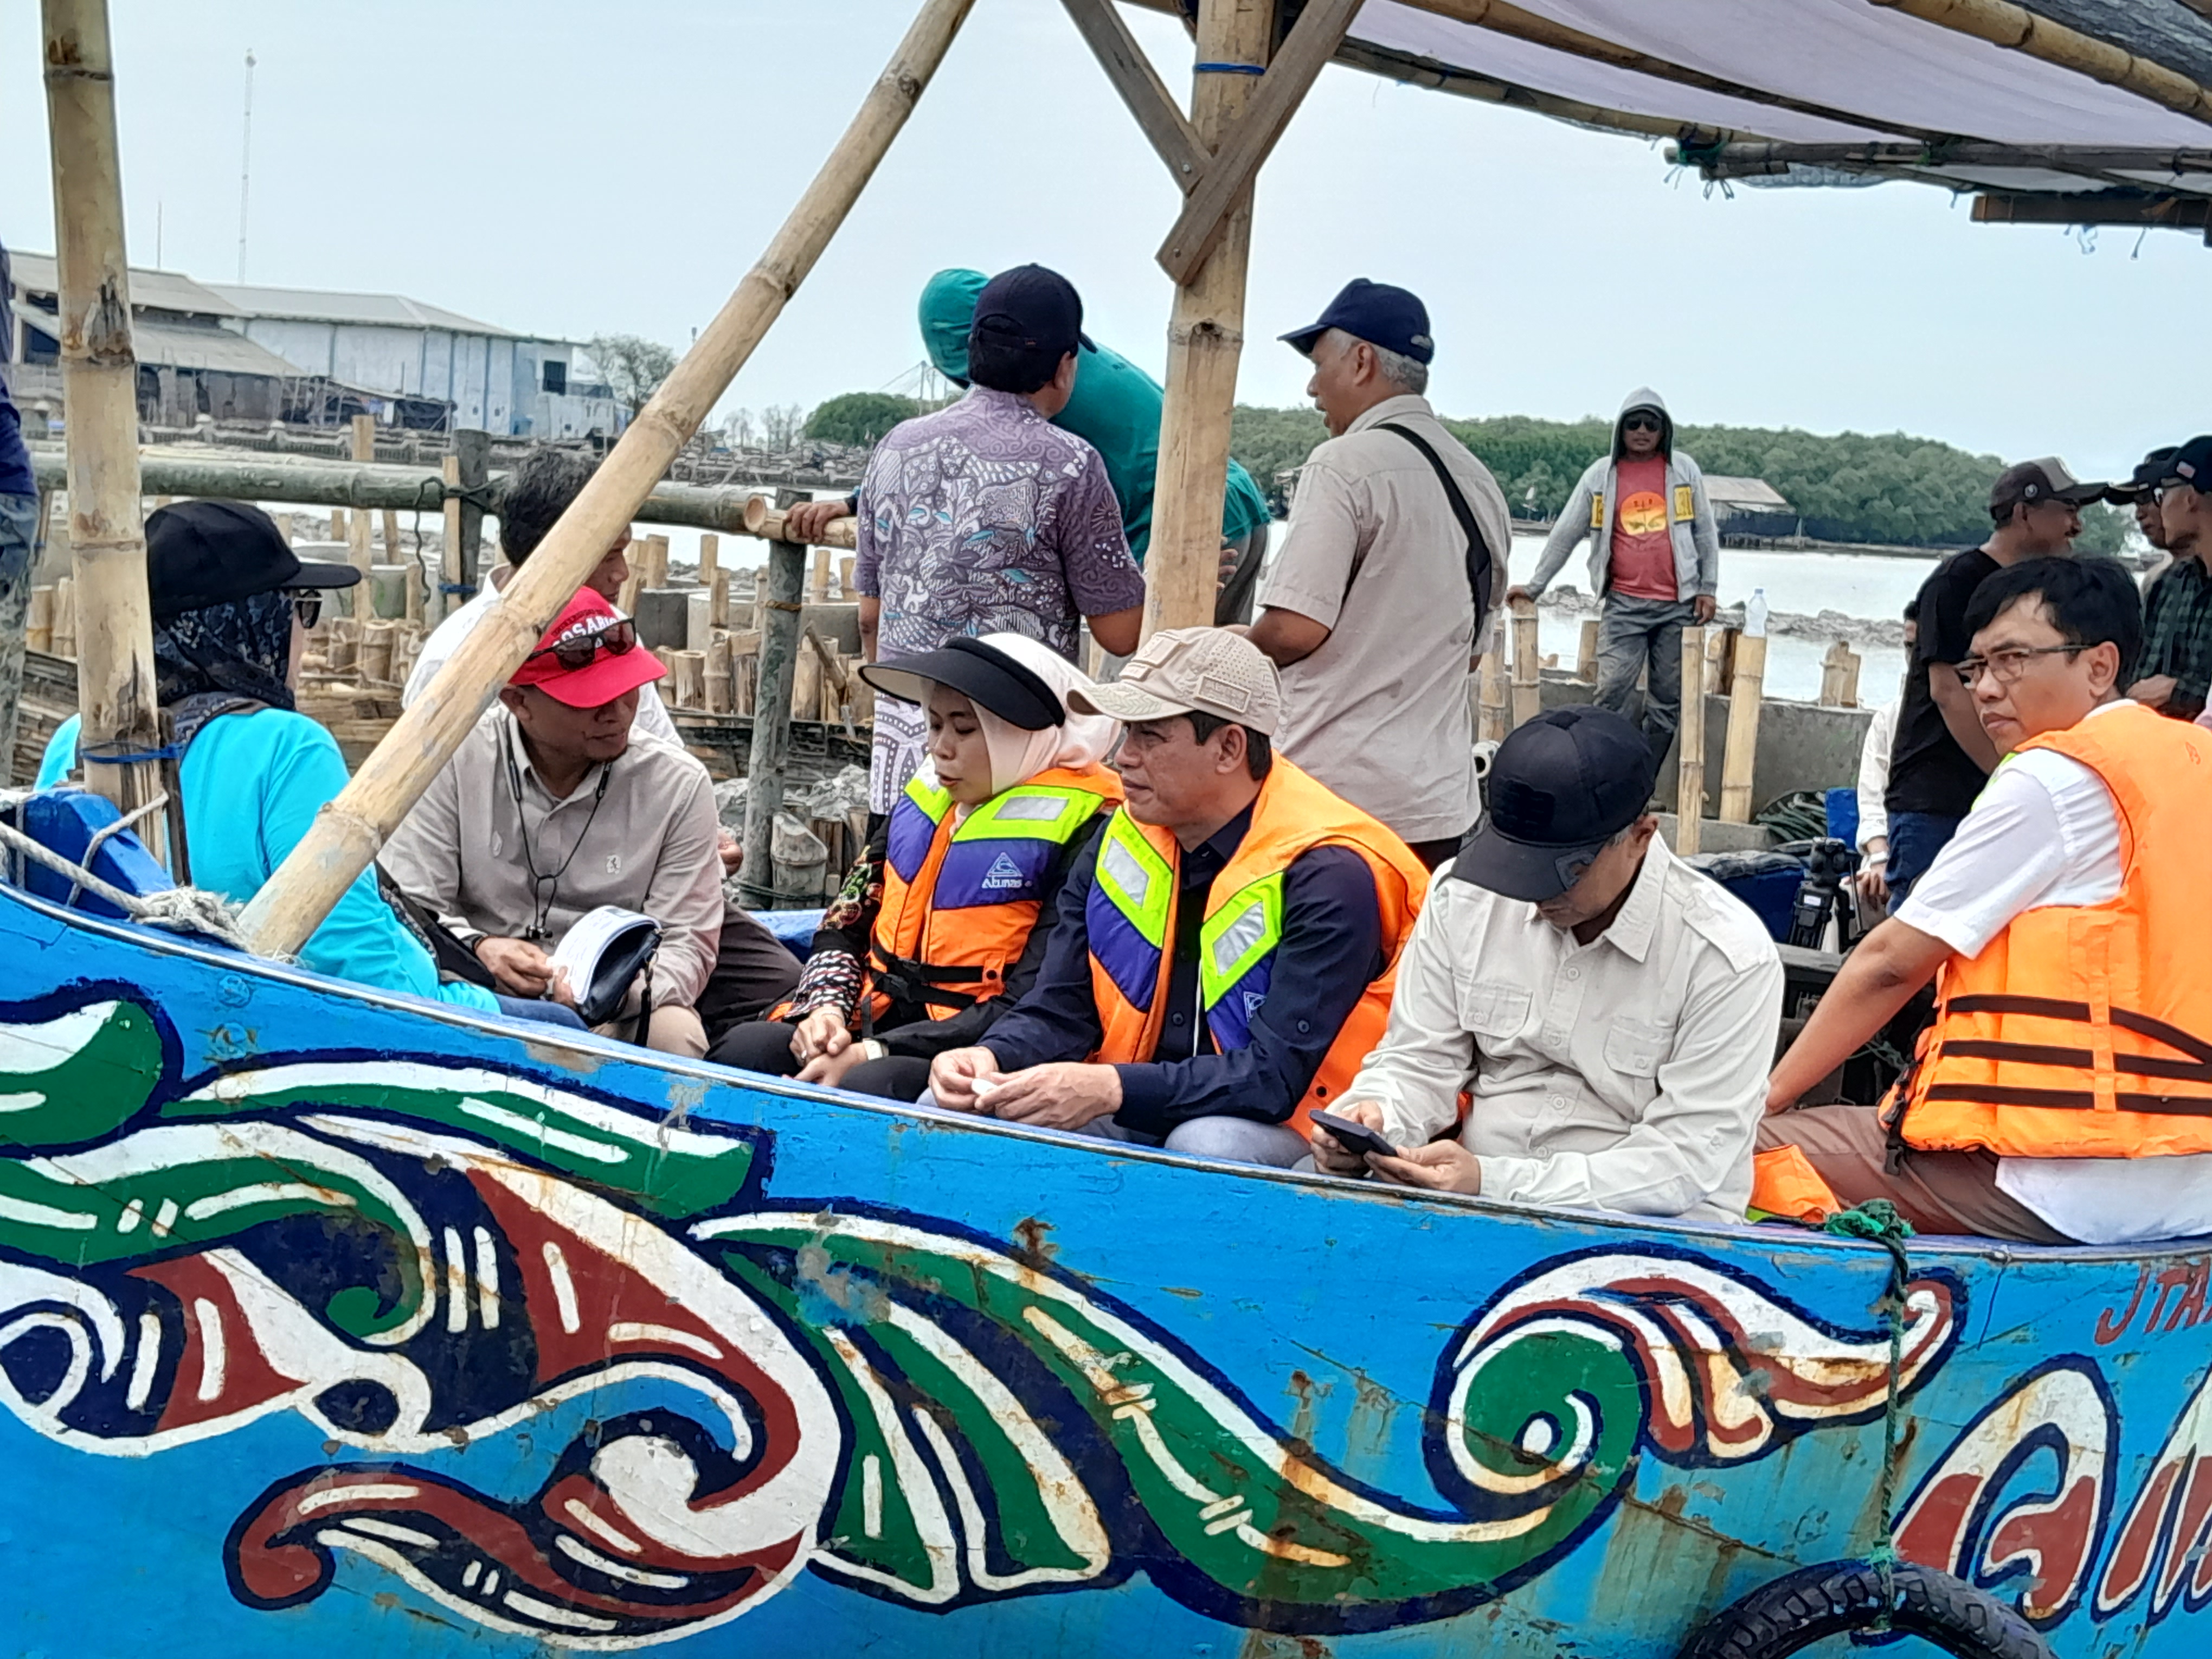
<box><xmin>2</xmin><ymin>862</ymin><xmax>2208</xmax><ymax>1655</ymax></box>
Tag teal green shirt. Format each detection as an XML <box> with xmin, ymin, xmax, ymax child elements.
<box><xmin>918</xmin><ymin>268</ymin><xmax>1271</xmax><ymax>564</ymax></box>
<box><xmin>39</xmin><ymin>710</ymin><xmax>499</xmax><ymax>1013</ymax></box>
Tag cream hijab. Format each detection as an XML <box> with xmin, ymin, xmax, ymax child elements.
<box><xmin>924</xmin><ymin>632</ymin><xmax>1120</xmax><ymax>803</ymax></box>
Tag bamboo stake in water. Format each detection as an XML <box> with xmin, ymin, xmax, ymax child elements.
<box><xmin>1508</xmin><ymin>593</ymin><xmax>1541</xmax><ymax>728</ymax></box>
<box><xmin>42</xmin><ymin>0</ymin><xmax>167</xmax><ymax>860</ymax></box>
<box><xmin>241</xmin><ymin>0</ymin><xmax>978</xmax><ymax>958</ymax></box>
<box><xmin>1675</xmin><ymin>625</ymin><xmax>1706</xmax><ymax>855</ymax></box>
<box><xmin>1718</xmin><ymin>632</ymin><xmax>1768</xmax><ymax>824</ymax></box>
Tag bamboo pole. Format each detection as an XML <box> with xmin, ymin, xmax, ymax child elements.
<box><xmin>25</xmin><ymin>446</ymin><xmax>861</xmax><ymax>542</ymax></box>
<box><xmin>0</xmin><ymin>496</ymin><xmax>30</xmax><ymax>773</ymax></box>
<box><xmin>698</xmin><ymin>531</ymin><xmax>719</xmax><ymax>589</ymax></box>
<box><xmin>42</xmin><ymin>0</ymin><xmax>166</xmax><ymax>859</ymax></box>
<box><xmin>742</xmin><ymin>492</ymin><xmax>809</xmax><ymax>900</ymax></box>
<box><xmin>741</xmin><ymin>493</ymin><xmax>859</xmax><ymax>548</ymax></box>
<box><xmin>1476</xmin><ymin>610</ymin><xmax>1509</xmax><ymax>743</ymax></box>
<box><xmin>452</xmin><ymin>427</ymin><xmax>490</xmax><ymax>602</ymax></box>
<box><xmin>436</xmin><ymin>454</ymin><xmax>463</xmax><ymax>624</ymax></box>
<box><xmin>1718</xmin><ymin>632</ymin><xmax>1767</xmax><ymax>824</ymax></box>
<box><xmin>240</xmin><ymin>0</ymin><xmax>976</xmax><ymax>957</ymax></box>
<box><xmin>1576</xmin><ymin>618</ymin><xmax>1599</xmax><ymax>682</ymax></box>
<box><xmin>1675</xmin><ymin>625</ymin><xmax>1706</xmax><ymax>855</ymax></box>
<box><xmin>1508</xmin><ymin>592</ymin><xmax>1541</xmax><ymax>727</ymax></box>
<box><xmin>1868</xmin><ymin>0</ymin><xmax>2212</xmax><ymax>127</ymax></box>
<box><xmin>1143</xmin><ymin>0</ymin><xmax>1275</xmax><ymax>638</ymax></box>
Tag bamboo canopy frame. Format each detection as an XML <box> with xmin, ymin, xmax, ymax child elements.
<box><xmin>234</xmin><ymin>0</ymin><xmax>976</xmax><ymax>958</ymax></box>
<box><xmin>41</xmin><ymin>0</ymin><xmax>166</xmax><ymax>863</ymax></box>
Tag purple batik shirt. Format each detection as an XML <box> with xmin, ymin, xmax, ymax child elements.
<box><xmin>854</xmin><ymin>386</ymin><xmax>1145</xmax><ymax>663</ymax></box>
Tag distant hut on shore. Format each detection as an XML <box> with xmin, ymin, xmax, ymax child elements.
<box><xmin>1705</xmin><ymin>475</ymin><xmax>1796</xmax><ymax>542</ymax></box>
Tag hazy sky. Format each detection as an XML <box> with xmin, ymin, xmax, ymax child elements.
<box><xmin>4</xmin><ymin>1</ymin><xmax>2203</xmax><ymax>481</ymax></box>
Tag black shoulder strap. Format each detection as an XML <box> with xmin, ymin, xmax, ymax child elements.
<box><xmin>1370</xmin><ymin>421</ymin><xmax>1497</xmax><ymax>623</ymax></box>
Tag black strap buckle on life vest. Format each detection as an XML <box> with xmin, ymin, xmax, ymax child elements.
<box><xmin>870</xmin><ymin>943</ymin><xmax>987</xmax><ymax>1013</ymax></box>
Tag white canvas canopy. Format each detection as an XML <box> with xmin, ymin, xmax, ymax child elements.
<box><xmin>1130</xmin><ymin>0</ymin><xmax>2212</xmax><ymax>222</ymax></box>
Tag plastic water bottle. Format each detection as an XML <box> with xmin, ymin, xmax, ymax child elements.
<box><xmin>1746</xmin><ymin>587</ymin><xmax>1769</xmax><ymax>638</ymax></box>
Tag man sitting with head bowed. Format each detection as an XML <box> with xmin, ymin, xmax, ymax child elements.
<box><xmin>925</xmin><ymin>627</ymin><xmax>1430</xmax><ymax>1167</ymax></box>
<box><xmin>1309</xmin><ymin>706</ymin><xmax>1784</xmax><ymax>1222</ymax></box>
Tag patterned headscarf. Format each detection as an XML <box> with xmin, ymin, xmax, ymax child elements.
<box><xmin>153</xmin><ymin>589</ymin><xmax>296</xmax><ymax>747</ymax></box>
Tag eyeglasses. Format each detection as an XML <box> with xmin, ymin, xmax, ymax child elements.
<box><xmin>527</xmin><ymin>618</ymin><xmax>639</xmax><ymax>671</ymax></box>
<box><xmin>1622</xmin><ymin>415</ymin><xmax>1661</xmax><ymax>433</ymax></box>
<box><xmin>1953</xmin><ymin>644</ymin><xmax>2082</xmax><ymax>688</ymax></box>
<box><xmin>284</xmin><ymin>589</ymin><xmax>323</xmax><ymax>629</ymax></box>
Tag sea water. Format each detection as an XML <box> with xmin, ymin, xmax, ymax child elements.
<box><xmin>1507</xmin><ymin>533</ymin><xmax>1927</xmax><ymax>705</ymax></box>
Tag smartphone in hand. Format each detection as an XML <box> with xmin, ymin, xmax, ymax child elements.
<box><xmin>1309</xmin><ymin>1108</ymin><xmax>1398</xmax><ymax>1161</ymax></box>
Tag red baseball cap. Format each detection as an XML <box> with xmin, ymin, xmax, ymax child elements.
<box><xmin>507</xmin><ymin>589</ymin><xmax>666</xmax><ymax>709</ymax></box>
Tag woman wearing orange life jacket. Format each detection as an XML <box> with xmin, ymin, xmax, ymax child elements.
<box><xmin>706</xmin><ymin>633</ymin><xmax>1122</xmax><ymax>1101</ymax></box>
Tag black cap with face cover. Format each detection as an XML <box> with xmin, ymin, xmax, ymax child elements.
<box><xmin>1451</xmin><ymin>706</ymin><xmax>1656</xmax><ymax>902</ymax></box>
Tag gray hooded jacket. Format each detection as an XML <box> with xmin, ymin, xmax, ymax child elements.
<box><xmin>1526</xmin><ymin>387</ymin><xmax>1720</xmax><ymax>601</ymax></box>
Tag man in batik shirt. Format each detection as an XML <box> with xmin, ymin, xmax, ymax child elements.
<box><xmin>853</xmin><ymin>264</ymin><xmax>1144</xmax><ymax>809</ymax></box>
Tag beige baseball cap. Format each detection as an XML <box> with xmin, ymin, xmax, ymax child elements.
<box><xmin>1067</xmin><ymin>627</ymin><xmax>1283</xmax><ymax>737</ymax></box>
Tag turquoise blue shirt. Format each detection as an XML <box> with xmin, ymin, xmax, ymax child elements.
<box><xmin>918</xmin><ymin>268</ymin><xmax>1272</xmax><ymax>564</ymax></box>
<box><xmin>40</xmin><ymin>710</ymin><xmax>499</xmax><ymax>1013</ymax></box>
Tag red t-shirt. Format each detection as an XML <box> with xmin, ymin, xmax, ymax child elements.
<box><xmin>1607</xmin><ymin>455</ymin><xmax>1677</xmax><ymax>600</ymax></box>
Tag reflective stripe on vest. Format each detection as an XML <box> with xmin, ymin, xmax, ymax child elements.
<box><xmin>1081</xmin><ymin>761</ymin><xmax>1430</xmax><ymax>1134</ymax></box>
<box><xmin>886</xmin><ymin>776</ymin><xmax>953</xmax><ymax>883</ymax></box>
<box><xmin>1090</xmin><ymin>812</ymin><xmax>1174</xmax><ymax>1010</ymax></box>
<box><xmin>1199</xmin><ymin>872</ymin><xmax>1284</xmax><ymax>1052</ymax></box>
<box><xmin>933</xmin><ymin>783</ymin><xmax>1105</xmax><ymax>910</ymax></box>
<box><xmin>872</xmin><ymin>768</ymin><xmax>1119</xmax><ymax>1016</ymax></box>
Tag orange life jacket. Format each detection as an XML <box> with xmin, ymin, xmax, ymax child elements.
<box><xmin>1084</xmin><ymin>758</ymin><xmax>1427</xmax><ymax>1133</ymax></box>
<box><xmin>864</xmin><ymin>763</ymin><xmax>1121</xmax><ymax>1024</ymax></box>
<box><xmin>1893</xmin><ymin>701</ymin><xmax>2212</xmax><ymax>1158</ymax></box>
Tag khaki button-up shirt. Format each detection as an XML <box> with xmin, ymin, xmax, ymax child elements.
<box><xmin>1258</xmin><ymin>394</ymin><xmax>1512</xmax><ymax>844</ymax></box>
<box><xmin>1345</xmin><ymin>841</ymin><xmax>1783</xmax><ymax>1223</ymax></box>
<box><xmin>380</xmin><ymin>708</ymin><xmax>726</xmax><ymax>1009</ymax></box>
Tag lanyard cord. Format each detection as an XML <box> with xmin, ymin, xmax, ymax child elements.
<box><xmin>501</xmin><ymin>724</ymin><xmax>614</xmax><ymax>942</ymax></box>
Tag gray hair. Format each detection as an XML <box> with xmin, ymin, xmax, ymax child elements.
<box><xmin>1322</xmin><ymin>326</ymin><xmax>1427</xmax><ymax>395</ymax></box>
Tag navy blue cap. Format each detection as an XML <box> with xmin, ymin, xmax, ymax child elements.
<box><xmin>2159</xmin><ymin>435</ymin><xmax>2212</xmax><ymax>494</ymax></box>
<box><xmin>1452</xmin><ymin>706</ymin><xmax>1655</xmax><ymax>902</ymax></box>
<box><xmin>1279</xmin><ymin>279</ymin><xmax>1434</xmax><ymax>364</ymax></box>
<box><xmin>968</xmin><ymin>264</ymin><xmax>1092</xmax><ymax>370</ymax></box>
<box><xmin>2109</xmin><ymin>446</ymin><xmax>2180</xmax><ymax>504</ymax></box>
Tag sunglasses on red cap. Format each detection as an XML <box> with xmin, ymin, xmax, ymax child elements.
<box><xmin>527</xmin><ymin>616</ymin><xmax>638</xmax><ymax>671</ymax></box>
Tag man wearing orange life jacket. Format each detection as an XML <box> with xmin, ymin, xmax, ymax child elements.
<box><xmin>925</xmin><ymin>628</ymin><xmax>1429</xmax><ymax>1168</ymax></box>
<box><xmin>708</xmin><ymin>634</ymin><xmax>1122</xmax><ymax>1101</ymax></box>
<box><xmin>1760</xmin><ymin>552</ymin><xmax>2212</xmax><ymax>1245</ymax></box>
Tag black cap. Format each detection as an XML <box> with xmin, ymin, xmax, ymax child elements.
<box><xmin>146</xmin><ymin>499</ymin><xmax>361</xmax><ymax>621</ymax></box>
<box><xmin>2158</xmin><ymin>435</ymin><xmax>2212</xmax><ymax>494</ymax></box>
<box><xmin>858</xmin><ymin>635</ymin><xmax>1064</xmax><ymax>730</ymax></box>
<box><xmin>1279</xmin><ymin>279</ymin><xmax>1434</xmax><ymax>364</ymax></box>
<box><xmin>1451</xmin><ymin>706</ymin><xmax>1655</xmax><ymax>902</ymax></box>
<box><xmin>968</xmin><ymin>265</ymin><xmax>1091</xmax><ymax>372</ymax></box>
<box><xmin>1989</xmin><ymin>456</ymin><xmax>2106</xmax><ymax>515</ymax></box>
<box><xmin>2108</xmin><ymin>446</ymin><xmax>2180</xmax><ymax>504</ymax></box>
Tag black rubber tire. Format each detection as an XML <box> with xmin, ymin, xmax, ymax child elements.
<box><xmin>1676</xmin><ymin>1559</ymin><xmax>2055</xmax><ymax>1659</ymax></box>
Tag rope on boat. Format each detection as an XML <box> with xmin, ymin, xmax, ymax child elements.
<box><xmin>0</xmin><ymin>792</ymin><xmax>256</xmax><ymax>952</ymax></box>
<box><xmin>1822</xmin><ymin>1198</ymin><xmax>1915</xmax><ymax>1633</ymax></box>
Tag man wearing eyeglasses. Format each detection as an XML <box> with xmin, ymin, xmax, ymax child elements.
<box><xmin>1881</xmin><ymin>458</ymin><xmax>2104</xmax><ymax>906</ymax></box>
<box><xmin>1514</xmin><ymin>389</ymin><xmax>1720</xmax><ymax>765</ymax></box>
<box><xmin>381</xmin><ymin>589</ymin><xmax>728</xmax><ymax>1056</ymax></box>
<box><xmin>1760</xmin><ymin>555</ymin><xmax>2212</xmax><ymax>1246</ymax></box>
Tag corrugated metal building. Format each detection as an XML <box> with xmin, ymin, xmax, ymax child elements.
<box><xmin>207</xmin><ymin>283</ymin><xmax>627</xmax><ymax>440</ymax></box>
<box><xmin>7</xmin><ymin>252</ymin><xmax>304</xmax><ymax>424</ymax></box>
<box><xmin>4</xmin><ymin>253</ymin><xmax>627</xmax><ymax>439</ymax></box>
